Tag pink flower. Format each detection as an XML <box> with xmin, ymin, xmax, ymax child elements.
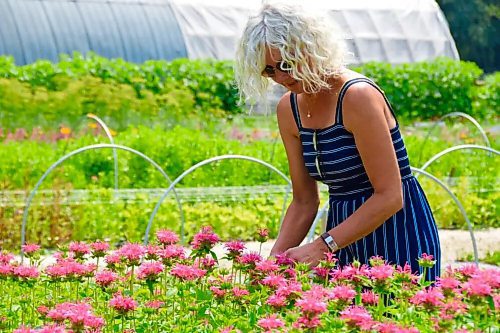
<box><xmin>266</xmin><ymin>294</ymin><xmax>287</xmax><ymax>308</ymax></box>
<box><xmin>210</xmin><ymin>286</ymin><xmax>226</xmax><ymax>299</ymax></box>
<box><xmin>370</xmin><ymin>264</ymin><xmax>395</xmax><ymax>280</ymax></box>
<box><xmin>224</xmin><ymin>241</ymin><xmax>246</xmax><ymax>259</ymax></box>
<box><xmin>0</xmin><ymin>252</ymin><xmax>14</xmax><ymax>264</ymax></box>
<box><xmin>94</xmin><ymin>270</ymin><xmax>118</xmax><ymax>287</ymax></box>
<box><xmin>257</xmin><ymin>314</ymin><xmax>284</xmax><ymax>331</ymax></box>
<box><xmin>105</xmin><ymin>252</ymin><xmax>122</xmax><ymax>266</ymax></box>
<box><xmin>47</xmin><ymin>302</ymin><xmax>104</xmax><ymax>329</ymax></box>
<box><xmin>261</xmin><ymin>273</ymin><xmax>287</xmax><ymax>289</ymax></box>
<box><xmin>13</xmin><ymin>265</ymin><xmax>39</xmax><ymax>280</ymax></box>
<box><xmin>296</xmin><ymin>297</ymin><xmax>327</xmax><ymax>316</ymax></box>
<box><xmin>158</xmin><ymin>245</ymin><xmax>186</xmax><ymax>264</ymax></box>
<box><xmin>145</xmin><ymin>245</ymin><xmax>161</xmax><ymax>260</ymax></box>
<box><xmin>237</xmin><ymin>252</ymin><xmax>263</xmax><ymax>270</ymax></box>
<box><xmin>0</xmin><ymin>264</ymin><xmax>13</xmax><ymax>278</ymax></box>
<box><xmin>145</xmin><ymin>300</ymin><xmax>165</xmax><ymax>309</ymax></box>
<box><xmin>156</xmin><ymin>229</ymin><xmax>179</xmax><ymax>245</ymax></box>
<box><xmin>137</xmin><ymin>261</ymin><xmax>164</xmax><ymax>281</ymax></box>
<box><xmin>191</xmin><ymin>226</ymin><xmax>220</xmax><ymax>251</ymax></box>
<box><xmin>255</xmin><ymin>260</ymin><xmax>279</xmax><ymax>273</ymax></box>
<box><xmin>69</xmin><ymin>241</ymin><xmax>91</xmax><ymax>258</ymax></box>
<box><xmin>361</xmin><ymin>290</ymin><xmax>379</xmax><ymax>305</ymax></box>
<box><xmin>22</xmin><ymin>243</ymin><xmax>41</xmax><ymax>255</ymax></box>
<box><xmin>90</xmin><ymin>241</ymin><xmax>110</xmax><ymax>257</ymax></box>
<box><xmin>170</xmin><ymin>263</ymin><xmax>206</xmax><ymax>281</ymax></box>
<box><xmin>340</xmin><ymin>306</ymin><xmax>374</xmax><ymax>330</ymax></box>
<box><xmin>293</xmin><ymin>316</ymin><xmax>322</xmax><ymax>329</ymax></box>
<box><xmin>255</xmin><ymin>228</ymin><xmax>269</xmax><ymax>243</ymax></box>
<box><xmin>462</xmin><ymin>278</ymin><xmax>492</xmax><ymax>297</ymax></box>
<box><xmin>109</xmin><ymin>293</ymin><xmax>137</xmax><ymax>314</ymax></box>
<box><xmin>232</xmin><ymin>286</ymin><xmax>249</xmax><ymax>298</ymax></box>
<box><xmin>375</xmin><ymin>322</ymin><xmax>420</xmax><ymax>333</ymax></box>
<box><xmin>436</xmin><ymin>276</ymin><xmax>460</xmax><ymax>291</ymax></box>
<box><xmin>417</xmin><ymin>253</ymin><xmax>436</xmax><ymax>268</ymax></box>
<box><xmin>37</xmin><ymin>324</ymin><xmax>68</xmax><ymax>333</ymax></box>
<box><xmin>117</xmin><ymin>243</ymin><xmax>145</xmax><ymax>266</ymax></box>
<box><xmin>327</xmin><ymin>285</ymin><xmax>356</xmax><ymax>302</ymax></box>
<box><xmin>410</xmin><ymin>287</ymin><xmax>444</xmax><ymax>308</ymax></box>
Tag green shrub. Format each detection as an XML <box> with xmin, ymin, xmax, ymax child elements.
<box><xmin>352</xmin><ymin>58</ymin><xmax>484</xmax><ymax>120</ymax></box>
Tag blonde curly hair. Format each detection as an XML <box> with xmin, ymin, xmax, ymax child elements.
<box><xmin>235</xmin><ymin>2</ymin><xmax>347</xmax><ymax>105</ymax></box>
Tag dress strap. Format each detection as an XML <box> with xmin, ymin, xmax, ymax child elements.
<box><xmin>289</xmin><ymin>93</ymin><xmax>303</xmax><ymax>129</ymax></box>
<box><xmin>335</xmin><ymin>77</ymin><xmax>398</xmax><ymax>125</ymax></box>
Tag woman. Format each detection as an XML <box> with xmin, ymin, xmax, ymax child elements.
<box><xmin>235</xmin><ymin>3</ymin><xmax>441</xmax><ymax>280</ymax></box>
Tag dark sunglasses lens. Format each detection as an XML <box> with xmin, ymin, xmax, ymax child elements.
<box><xmin>278</xmin><ymin>61</ymin><xmax>293</xmax><ymax>71</ymax></box>
<box><xmin>263</xmin><ymin>66</ymin><xmax>275</xmax><ymax>76</ymax></box>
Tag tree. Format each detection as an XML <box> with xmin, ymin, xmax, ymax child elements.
<box><xmin>437</xmin><ymin>0</ymin><xmax>499</xmax><ymax>72</ymax></box>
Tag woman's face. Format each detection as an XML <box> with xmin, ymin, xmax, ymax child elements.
<box><xmin>263</xmin><ymin>47</ymin><xmax>304</xmax><ymax>94</ymax></box>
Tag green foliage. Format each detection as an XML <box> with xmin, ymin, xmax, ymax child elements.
<box><xmin>0</xmin><ymin>193</ymin><xmax>286</xmax><ymax>251</ymax></box>
<box><xmin>351</xmin><ymin>58</ymin><xmax>485</xmax><ymax>120</ymax></box>
<box><xmin>0</xmin><ymin>53</ymin><xmax>242</xmax><ymax>131</ymax></box>
<box><xmin>436</xmin><ymin>0</ymin><xmax>499</xmax><ymax>73</ymax></box>
<box><xmin>0</xmin><ymin>55</ymin><xmax>497</xmax><ymax>132</ymax></box>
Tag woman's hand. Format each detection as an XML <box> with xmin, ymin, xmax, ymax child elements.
<box><xmin>283</xmin><ymin>238</ymin><xmax>329</xmax><ymax>267</ymax></box>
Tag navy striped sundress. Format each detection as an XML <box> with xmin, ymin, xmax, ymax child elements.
<box><xmin>290</xmin><ymin>77</ymin><xmax>441</xmax><ymax>281</ymax></box>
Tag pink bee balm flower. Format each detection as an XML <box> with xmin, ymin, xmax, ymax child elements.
<box><xmin>237</xmin><ymin>252</ymin><xmax>263</xmax><ymax>270</ymax></box>
<box><xmin>13</xmin><ymin>265</ymin><xmax>39</xmax><ymax>280</ymax></box>
<box><xmin>257</xmin><ymin>314</ymin><xmax>285</xmax><ymax>331</ymax></box>
<box><xmin>94</xmin><ymin>270</ymin><xmax>118</xmax><ymax>287</ymax></box>
<box><xmin>170</xmin><ymin>263</ymin><xmax>206</xmax><ymax>281</ymax></box>
<box><xmin>462</xmin><ymin>278</ymin><xmax>492</xmax><ymax>297</ymax></box>
<box><xmin>117</xmin><ymin>243</ymin><xmax>145</xmax><ymax>266</ymax></box>
<box><xmin>224</xmin><ymin>241</ymin><xmax>246</xmax><ymax>259</ymax></box>
<box><xmin>210</xmin><ymin>286</ymin><xmax>226</xmax><ymax>299</ymax></box>
<box><xmin>191</xmin><ymin>226</ymin><xmax>220</xmax><ymax>251</ymax></box>
<box><xmin>256</xmin><ymin>260</ymin><xmax>279</xmax><ymax>273</ymax></box>
<box><xmin>328</xmin><ymin>285</ymin><xmax>356</xmax><ymax>302</ymax></box>
<box><xmin>255</xmin><ymin>228</ymin><xmax>269</xmax><ymax>243</ymax></box>
<box><xmin>90</xmin><ymin>241</ymin><xmax>110</xmax><ymax>257</ymax></box>
<box><xmin>410</xmin><ymin>287</ymin><xmax>444</xmax><ymax>308</ymax></box>
<box><xmin>436</xmin><ymin>276</ymin><xmax>460</xmax><ymax>291</ymax></box>
<box><xmin>0</xmin><ymin>252</ymin><xmax>14</xmax><ymax>264</ymax></box>
<box><xmin>109</xmin><ymin>293</ymin><xmax>137</xmax><ymax>314</ymax></box>
<box><xmin>266</xmin><ymin>294</ymin><xmax>287</xmax><ymax>308</ymax></box>
<box><xmin>137</xmin><ymin>261</ymin><xmax>164</xmax><ymax>281</ymax></box>
<box><xmin>340</xmin><ymin>306</ymin><xmax>374</xmax><ymax>330</ymax></box>
<box><xmin>69</xmin><ymin>241</ymin><xmax>91</xmax><ymax>258</ymax></box>
<box><xmin>370</xmin><ymin>264</ymin><xmax>395</xmax><ymax>280</ymax></box>
<box><xmin>417</xmin><ymin>253</ymin><xmax>436</xmax><ymax>268</ymax></box>
<box><xmin>261</xmin><ymin>273</ymin><xmax>287</xmax><ymax>289</ymax></box>
<box><xmin>361</xmin><ymin>290</ymin><xmax>379</xmax><ymax>305</ymax></box>
<box><xmin>37</xmin><ymin>324</ymin><xmax>68</xmax><ymax>333</ymax></box>
<box><xmin>293</xmin><ymin>316</ymin><xmax>322</xmax><ymax>329</ymax></box>
<box><xmin>13</xmin><ymin>326</ymin><xmax>36</xmax><ymax>333</ymax></box>
<box><xmin>145</xmin><ymin>300</ymin><xmax>165</xmax><ymax>309</ymax></box>
<box><xmin>156</xmin><ymin>229</ymin><xmax>179</xmax><ymax>245</ymax></box>
<box><xmin>21</xmin><ymin>243</ymin><xmax>41</xmax><ymax>255</ymax></box>
<box><xmin>296</xmin><ymin>297</ymin><xmax>328</xmax><ymax>316</ymax></box>
<box><xmin>232</xmin><ymin>286</ymin><xmax>249</xmax><ymax>298</ymax></box>
<box><xmin>375</xmin><ymin>322</ymin><xmax>420</xmax><ymax>333</ymax></box>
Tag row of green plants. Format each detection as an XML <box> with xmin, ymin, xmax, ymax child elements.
<box><xmin>1</xmin><ymin>228</ymin><xmax>498</xmax><ymax>332</ymax></box>
<box><xmin>1</xmin><ymin>184</ymin><xmax>498</xmax><ymax>252</ymax></box>
<box><xmin>1</xmin><ymin>125</ymin><xmax>496</xmax><ymax>190</ymax></box>
<box><xmin>0</xmin><ymin>54</ymin><xmax>498</xmax><ymax>131</ymax></box>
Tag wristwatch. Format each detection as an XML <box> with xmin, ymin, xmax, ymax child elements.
<box><xmin>320</xmin><ymin>232</ymin><xmax>339</xmax><ymax>252</ymax></box>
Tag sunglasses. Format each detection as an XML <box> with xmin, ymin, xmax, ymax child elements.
<box><xmin>313</xmin><ymin>131</ymin><xmax>323</xmax><ymax>178</ymax></box>
<box><xmin>261</xmin><ymin>60</ymin><xmax>293</xmax><ymax>77</ymax></box>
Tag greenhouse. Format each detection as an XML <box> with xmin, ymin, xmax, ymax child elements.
<box><xmin>0</xmin><ymin>0</ymin><xmax>458</xmax><ymax>64</ymax></box>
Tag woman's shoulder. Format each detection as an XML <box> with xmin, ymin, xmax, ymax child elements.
<box><xmin>276</xmin><ymin>91</ymin><xmax>292</xmax><ymax>115</ymax></box>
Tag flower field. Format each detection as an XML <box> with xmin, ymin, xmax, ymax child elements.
<box><xmin>1</xmin><ymin>227</ymin><xmax>498</xmax><ymax>333</ymax></box>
